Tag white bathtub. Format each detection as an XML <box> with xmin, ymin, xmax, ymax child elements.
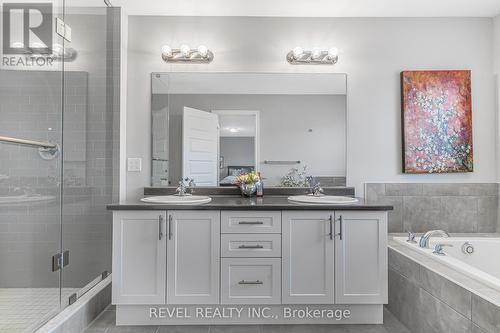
<box><xmin>394</xmin><ymin>236</ymin><xmax>500</xmax><ymax>291</ymax></box>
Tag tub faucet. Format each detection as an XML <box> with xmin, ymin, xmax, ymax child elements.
<box><xmin>419</xmin><ymin>230</ymin><xmax>450</xmax><ymax>248</ymax></box>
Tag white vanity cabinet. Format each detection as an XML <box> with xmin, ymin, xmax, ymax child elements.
<box><xmin>111</xmin><ymin>207</ymin><xmax>388</xmax><ymax>318</ymax></box>
<box><xmin>334</xmin><ymin>211</ymin><xmax>388</xmax><ymax>304</ymax></box>
<box><xmin>112</xmin><ymin>211</ymin><xmax>167</xmax><ymax>304</ymax></box>
<box><xmin>281</xmin><ymin>210</ymin><xmax>388</xmax><ymax>305</ymax></box>
<box><xmin>167</xmin><ymin>210</ymin><xmax>220</xmax><ymax>304</ymax></box>
<box><xmin>282</xmin><ymin>211</ymin><xmax>335</xmax><ymax>304</ymax></box>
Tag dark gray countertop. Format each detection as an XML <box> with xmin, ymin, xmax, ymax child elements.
<box><xmin>107</xmin><ymin>196</ymin><xmax>393</xmax><ymax>211</ymax></box>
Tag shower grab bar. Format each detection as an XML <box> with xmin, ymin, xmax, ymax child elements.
<box><xmin>263</xmin><ymin>160</ymin><xmax>301</xmax><ymax>165</ymax></box>
<box><xmin>0</xmin><ymin>135</ymin><xmax>59</xmax><ymax>160</ymax></box>
<box><xmin>0</xmin><ymin>135</ymin><xmax>57</xmax><ymax>149</ymax></box>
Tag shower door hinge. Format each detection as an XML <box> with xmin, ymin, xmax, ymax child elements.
<box><xmin>52</xmin><ymin>250</ymin><xmax>70</xmax><ymax>272</ymax></box>
<box><xmin>68</xmin><ymin>293</ymin><xmax>77</xmax><ymax>305</ymax></box>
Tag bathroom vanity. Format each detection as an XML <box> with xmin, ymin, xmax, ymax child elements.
<box><xmin>107</xmin><ymin>196</ymin><xmax>392</xmax><ymax>325</ymax></box>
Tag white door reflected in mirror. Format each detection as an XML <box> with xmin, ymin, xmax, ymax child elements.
<box><xmin>182</xmin><ymin>107</ymin><xmax>219</xmax><ymax>186</ymax></box>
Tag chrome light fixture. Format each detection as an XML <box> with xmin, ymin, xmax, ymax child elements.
<box><xmin>161</xmin><ymin>44</ymin><xmax>214</xmax><ymax>63</ymax></box>
<box><xmin>287</xmin><ymin>46</ymin><xmax>339</xmax><ymax>65</ymax></box>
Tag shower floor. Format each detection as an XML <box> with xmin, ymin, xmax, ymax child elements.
<box><xmin>0</xmin><ymin>288</ymin><xmax>79</xmax><ymax>333</ymax></box>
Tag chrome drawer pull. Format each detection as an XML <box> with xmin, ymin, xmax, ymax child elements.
<box><xmin>238</xmin><ymin>280</ymin><xmax>263</xmax><ymax>285</ymax></box>
<box><xmin>238</xmin><ymin>245</ymin><xmax>264</xmax><ymax>249</ymax></box>
<box><xmin>238</xmin><ymin>221</ymin><xmax>264</xmax><ymax>225</ymax></box>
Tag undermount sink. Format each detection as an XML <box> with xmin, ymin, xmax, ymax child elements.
<box><xmin>288</xmin><ymin>194</ymin><xmax>358</xmax><ymax>205</ymax></box>
<box><xmin>140</xmin><ymin>195</ymin><xmax>212</xmax><ymax>205</ymax></box>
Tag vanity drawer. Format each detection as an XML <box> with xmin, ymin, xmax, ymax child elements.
<box><xmin>221</xmin><ymin>258</ymin><xmax>281</xmax><ymax>304</ymax></box>
<box><xmin>221</xmin><ymin>234</ymin><xmax>281</xmax><ymax>258</ymax></box>
<box><xmin>221</xmin><ymin>211</ymin><xmax>281</xmax><ymax>233</ymax></box>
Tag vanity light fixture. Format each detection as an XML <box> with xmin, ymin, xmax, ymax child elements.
<box><xmin>161</xmin><ymin>44</ymin><xmax>214</xmax><ymax>63</ymax></box>
<box><xmin>287</xmin><ymin>46</ymin><xmax>339</xmax><ymax>65</ymax></box>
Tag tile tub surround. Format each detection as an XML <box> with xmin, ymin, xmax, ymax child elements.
<box><xmin>388</xmin><ymin>236</ymin><xmax>500</xmax><ymax>333</ymax></box>
<box><xmin>365</xmin><ymin>183</ymin><xmax>499</xmax><ymax>233</ymax></box>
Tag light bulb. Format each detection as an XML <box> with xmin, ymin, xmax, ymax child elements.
<box><xmin>161</xmin><ymin>45</ymin><xmax>172</xmax><ymax>58</ymax></box>
<box><xmin>292</xmin><ymin>46</ymin><xmax>304</xmax><ymax>59</ymax></box>
<box><xmin>311</xmin><ymin>48</ymin><xmax>322</xmax><ymax>60</ymax></box>
<box><xmin>197</xmin><ymin>45</ymin><xmax>208</xmax><ymax>57</ymax></box>
<box><xmin>328</xmin><ymin>47</ymin><xmax>339</xmax><ymax>59</ymax></box>
<box><xmin>180</xmin><ymin>44</ymin><xmax>191</xmax><ymax>57</ymax></box>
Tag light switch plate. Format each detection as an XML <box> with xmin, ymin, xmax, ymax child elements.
<box><xmin>56</xmin><ymin>18</ymin><xmax>65</xmax><ymax>38</ymax></box>
<box><xmin>127</xmin><ymin>158</ymin><xmax>142</xmax><ymax>172</ymax></box>
<box><xmin>55</xmin><ymin>17</ymin><xmax>72</xmax><ymax>42</ymax></box>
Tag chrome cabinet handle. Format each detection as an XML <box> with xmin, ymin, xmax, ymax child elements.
<box><xmin>168</xmin><ymin>215</ymin><xmax>173</xmax><ymax>240</ymax></box>
<box><xmin>329</xmin><ymin>215</ymin><xmax>333</xmax><ymax>240</ymax></box>
<box><xmin>158</xmin><ymin>215</ymin><xmax>163</xmax><ymax>240</ymax></box>
<box><xmin>238</xmin><ymin>280</ymin><xmax>263</xmax><ymax>285</ymax></box>
<box><xmin>336</xmin><ymin>215</ymin><xmax>343</xmax><ymax>240</ymax></box>
<box><xmin>238</xmin><ymin>245</ymin><xmax>264</xmax><ymax>249</ymax></box>
<box><xmin>238</xmin><ymin>221</ymin><xmax>264</xmax><ymax>225</ymax></box>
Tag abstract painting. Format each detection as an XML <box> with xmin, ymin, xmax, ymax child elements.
<box><xmin>401</xmin><ymin>70</ymin><xmax>473</xmax><ymax>173</ymax></box>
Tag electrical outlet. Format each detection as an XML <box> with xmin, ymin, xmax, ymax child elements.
<box><xmin>127</xmin><ymin>158</ymin><xmax>142</xmax><ymax>172</ymax></box>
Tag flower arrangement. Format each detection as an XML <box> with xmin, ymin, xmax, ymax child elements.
<box><xmin>235</xmin><ymin>172</ymin><xmax>260</xmax><ymax>185</ymax></box>
<box><xmin>236</xmin><ymin>172</ymin><xmax>261</xmax><ymax>197</ymax></box>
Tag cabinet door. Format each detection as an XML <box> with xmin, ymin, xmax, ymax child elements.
<box><xmin>167</xmin><ymin>210</ymin><xmax>220</xmax><ymax>304</ymax></box>
<box><xmin>112</xmin><ymin>211</ymin><xmax>166</xmax><ymax>304</ymax></box>
<box><xmin>335</xmin><ymin>211</ymin><xmax>388</xmax><ymax>304</ymax></box>
<box><xmin>282</xmin><ymin>211</ymin><xmax>334</xmax><ymax>304</ymax></box>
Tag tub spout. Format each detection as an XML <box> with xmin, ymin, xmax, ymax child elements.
<box><xmin>419</xmin><ymin>230</ymin><xmax>450</xmax><ymax>248</ymax></box>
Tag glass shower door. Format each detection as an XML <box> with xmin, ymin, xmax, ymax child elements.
<box><xmin>0</xmin><ymin>1</ymin><xmax>65</xmax><ymax>331</ymax></box>
<box><xmin>59</xmin><ymin>1</ymin><xmax>118</xmax><ymax>307</ymax></box>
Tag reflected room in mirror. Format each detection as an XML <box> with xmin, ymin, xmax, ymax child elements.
<box><xmin>151</xmin><ymin>73</ymin><xmax>347</xmax><ymax>188</ymax></box>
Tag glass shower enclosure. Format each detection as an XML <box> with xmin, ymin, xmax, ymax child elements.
<box><xmin>0</xmin><ymin>1</ymin><xmax>119</xmax><ymax>332</ymax></box>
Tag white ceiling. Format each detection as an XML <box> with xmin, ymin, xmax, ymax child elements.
<box><xmin>216</xmin><ymin>114</ymin><xmax>256</xmax><ymax>137</ymax></box>
<box><xmin>111</xmin><ymin>0</ymin><xmax>500</xmax><ymax>17</ymax></box>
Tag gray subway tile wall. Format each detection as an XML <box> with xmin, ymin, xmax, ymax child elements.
<box><xmin>365</xmin><ymin>183</ymin><xmax>499</xmax><ymax>233</ymax></box>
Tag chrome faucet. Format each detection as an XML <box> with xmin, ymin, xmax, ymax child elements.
<box><xmin>176</xmin><ymin>177</ymin><xmax>195</xmax><ymax>196</ymax></box>
<box><xmin>306</xmin><ymin>176</ymin><xmax>324</xmax><ymax>196</ymax></box>
<box><xmin>419</xmin><ymin>230</ymin><xmax>450</xmax><ymax>248</ymax></box>
<box><xmin>433</xmin><ymin>243</ymin><xmax>453</xmax><ymax>256</ymax></box>
<box><xmin>311</xmin><ymin>183</ymin><xmax>324</xmax><ymax>196</ymax></box>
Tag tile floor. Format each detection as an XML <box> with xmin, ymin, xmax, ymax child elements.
<box><xmin>84</xmin><ymin>306</ymin><xmax>410</xmax><ymax>333</ymax></box>
<box><xmin>0</xmin><ymin>288</ymin><xmax>79</xmax><ymax>333</ymax></box>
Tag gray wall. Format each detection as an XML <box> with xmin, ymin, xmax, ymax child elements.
<box><xmin>166</xmin><ymin>93</ymin><xmax>346</xmax><ymax>186</ymax></box>
<box><xmin>366</xmin><ymin>183</ymin><xmax>499</xmax><ymax>233</ymax></box>
<box><xmin>219</xmin><ymin>137</ymin><xmax>255</xmax><ymax>180</ymax></box>
<box><xmin>126</xmin><ymin>16</ymin><xmax>498</xmax><ymax>199</ymax></box>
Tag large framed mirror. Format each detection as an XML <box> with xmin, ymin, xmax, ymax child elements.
<box><xmin>151</xmin><ymin>72</ymin><xmax>347</xmax><ymax>188</ymax></box>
